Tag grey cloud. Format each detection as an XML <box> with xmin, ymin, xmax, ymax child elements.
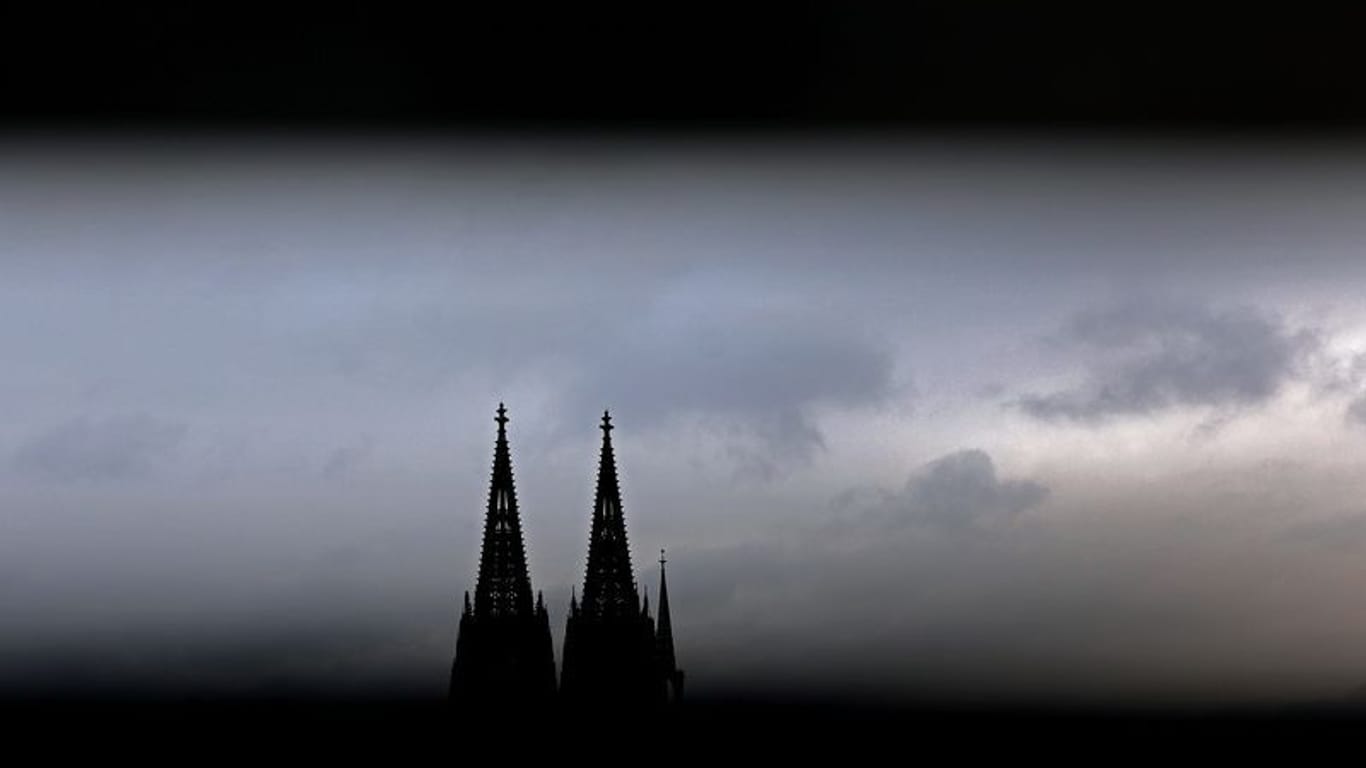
<box><xmin>0</xmin><ymin>620</ymin><xmax>447</xmax><ymax>698</ymax></box>
<box><xmin>1017</xmin><ymin>301</ymin><xmax>1315</xmax><ymax>422</ymax></box>
<box><xmin>322</xmin><ymin>434</ymin><xmax>376</xmax><ymax>478</ymax></box>
<box><xmin>566</xmin><ymin>307</ymin><xmax>898</xmax><ymax>470</ymax></box>
<box><xmin>687</xmin><ymin>448</ymin><xmax>1050</xmax><ymax>612</ymax></box>
<box><xmin>1300</xmin><ymin>349</ymin><xmax>1366</xmax><ymax>428</ymax></box>
<box><xmin>1282</xmin><ymin>514</ymin><xmax>1366</xmax><ymax>553</ymax></box>
<box><xmin>661</xmin><ymin>450</ymin><xmax>1046</xmax><ymax>640</ymax></box>
<box><xmin>661</xmin><ymin>451</ymin><xmax>1050</xmax><ymax>683</ymax></box>
<box><xmin>13</xmin><ymin>414</ymin><xmax>187</xmax><ymax>483</ymax></box>
<box><xmin>291</xmin><ymin>266</ymin><xmax>899</xmax><ymax>474</ymax></box>
<box><xmin>671</xmin><ymin>456</ymin><xmax>1366</xmax><ymax>702</ymax></box>
<box><xmin>832</xmin><ymin>449</ymin><xmax>1048</xmax><ymax>533</ymax></box>
<box><xmin>671</xmin><ymin>449</ymin><xmax>1061</xmax><ymax>693</ymax></box>
<box><xmin>897</xmin><ymin>449</ymin><xmax>1049</xmax><ymax>529</ymax></box>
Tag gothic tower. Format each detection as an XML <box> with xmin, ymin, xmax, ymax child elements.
<box><xmin>449</xmin><ymin>403</ymin><xmax>557</xmax><ymax>705</ymax></box>
<box><xmin>560</xmin><ymin>411</ymin><xmax>666</xmax><ymax>704</ymax></box>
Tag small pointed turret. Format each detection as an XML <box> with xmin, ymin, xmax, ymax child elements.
<box><xmin>657</xmin><ymin>549</ymin><xmax>684</xmax><ymax>701</ymax></box>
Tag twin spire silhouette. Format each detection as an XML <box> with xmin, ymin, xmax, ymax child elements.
<box><xmin>449</xmin><ymin>404</ymin><xmax>683</xmax><ymax>706</ymax></box>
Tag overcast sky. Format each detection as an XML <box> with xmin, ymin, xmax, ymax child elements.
<box><xmin>6</xmin><ymin>136</ymin><xmax>1366</xmax><ymax>704</ymax></box>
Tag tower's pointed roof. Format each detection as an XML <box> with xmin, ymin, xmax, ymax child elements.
<box><xmin>579</xmin><ymin>410</ymin><xmax>641</xmax><ymax>621</ymax></box>
<box><xmin>472</xmin><ymin>403</ymin><xmax>535</xmax><ymax>618</ymax></box>
<box><xmin>657</xmin><ymin>549</ymin><xmax>677</xmax><ymax>674</ymax></box>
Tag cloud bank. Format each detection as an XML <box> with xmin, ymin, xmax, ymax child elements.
<box><xmin>1017</xmin><ymin>301</ymin><xmax>1316</xmax><ymax>422</ymax></box>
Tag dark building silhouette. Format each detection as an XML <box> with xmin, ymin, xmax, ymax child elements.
<box><xmin>561</xmin><ymin>411</ymin><xmax>683</xmax><ymax>704</ymax></box>
<box><xmin>449</xmin><ymin>404</ymin><xmax>557</xmax><ymax>705</ymax></box>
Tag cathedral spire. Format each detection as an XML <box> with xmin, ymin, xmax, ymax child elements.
<box><xmin>450</xmin><ymin>404</ymin><xmax>557</xmax><ymax>705</ymax></box>
<box><xmin>472</xmin><ymin>402</ymin><xmax>534</xmax><ymax>618</ymax></box>
<box><xmin>579</xmin><ymin>410</ymin><xmax>640</xmax><ymax>621</ymax></box>
<box><xmin>561</xmin><ymin>410</ymin><xmax>663</xmax><ymax>703</ymax></box>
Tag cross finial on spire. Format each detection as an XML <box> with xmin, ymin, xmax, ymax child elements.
<box><xmin>600</xmin><ymin>409</ymin><xmax>613</xmax><ymax>433</ymax></box>
<box><xmin>660</xmin><ymin>548</ymin><xmax>667</xmax><ymax>567</ymax></box>
<box><xmin>495</xmin><ymin>402</ymin><xmax>509</xmax><ymax>428</ymax></box>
